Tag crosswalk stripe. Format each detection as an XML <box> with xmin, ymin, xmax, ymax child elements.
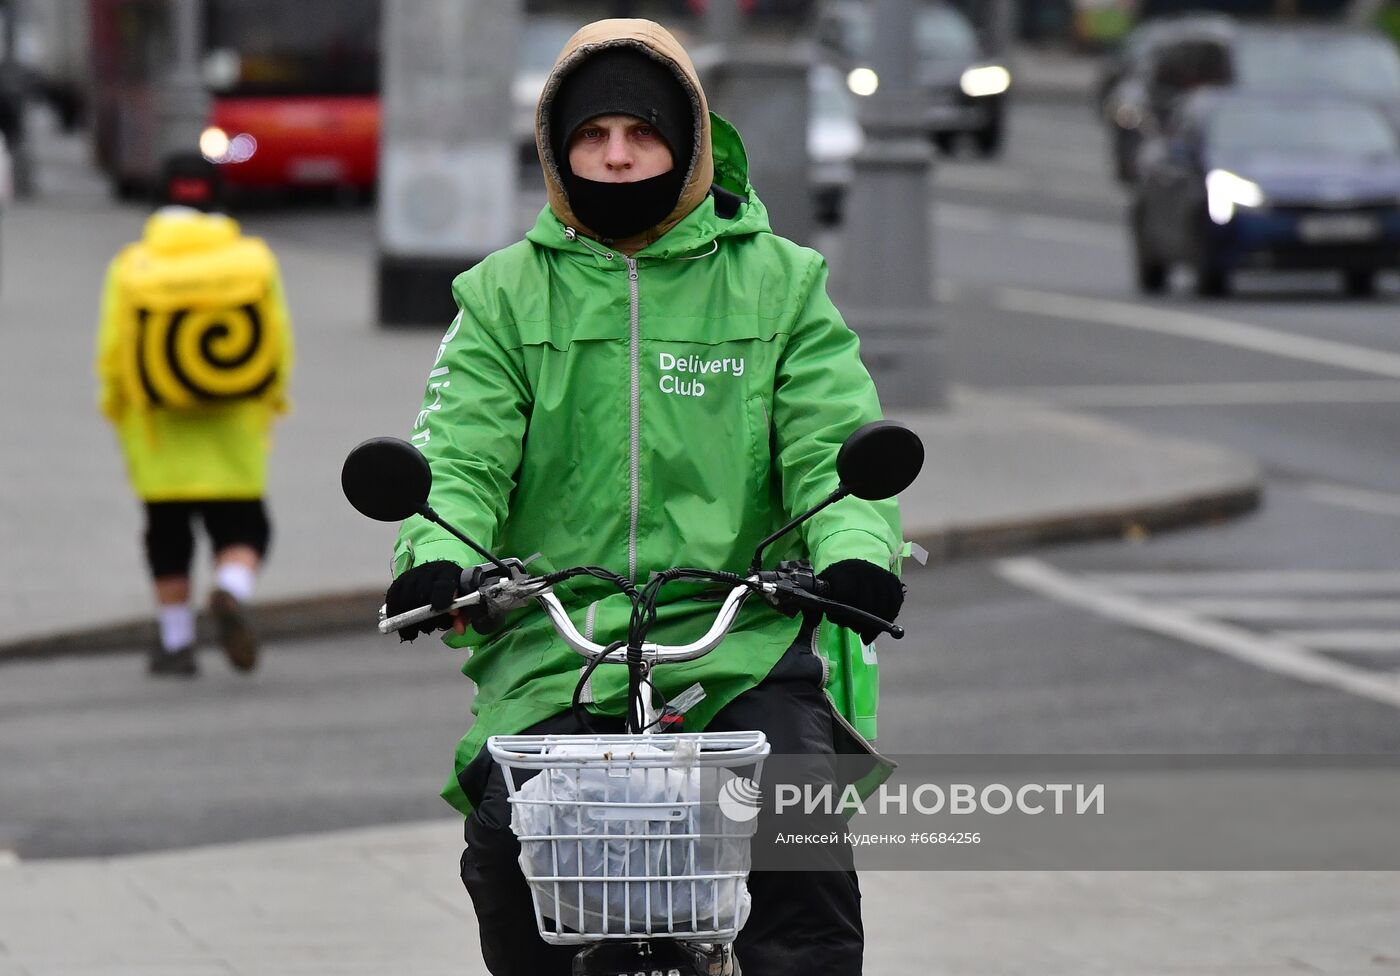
<box><xmin>1301</xmin><ymin>483</ymin><xmax>1400</xmax><ymax>518</ymax></box>
<box><xmin>996</xmin><ymin>557</ymin><xmax>1400</xmax><ymax>710</ymax></box>
<box><xmin>996</xmin><ymin>288</ymin><xmax>1400</xmax><ymax>380</ymax></box>
<box><xmin>1172</xmin><ymin>599</ymin><xmax>1400</xmax><ymax>621</ymax></box>
<box><xmin>1080</xmin><ymin>572</ymin><xmax>1400</xmax><ymax>594</ymax></box>
<box><xmin>1275</xmin><ymin>631</ymin><xmax>1400</xmax><ymax>653</ymax></box>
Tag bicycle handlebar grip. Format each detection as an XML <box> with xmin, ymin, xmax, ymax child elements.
<box><xmin>378</xmin><ymin>590</ymin><xmax>483</xmax><ymax>635</ymax></box>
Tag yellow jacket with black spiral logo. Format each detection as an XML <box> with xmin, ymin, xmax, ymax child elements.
<box><xmin>95</xmin><ymin>209</ymin><xmax>294</xmax><ymax>501</ymax></box>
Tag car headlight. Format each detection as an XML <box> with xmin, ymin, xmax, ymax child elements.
<box><xmin>847</xmin><ymin>67</ymin><xmax>879</xmax><ymax>97</ymax></box>
<box><xmin>1206</xmin><ymin>169</ymin><xmax>1265</xmax><ymax>225</ymax></box>
<box><xmin>960</xmin><ymin>64</ymin><xmax>1011</xmax><ymax>98</ymax></box>
<box><xmin>199</xmin><ymin>126</ymin><xmax>231</xmax><ymax>163</ymax></box>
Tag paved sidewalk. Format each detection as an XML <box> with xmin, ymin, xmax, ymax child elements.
<box><xmin>2</xmin><ymin>819</ymin><xmax>1398</xmax><ymax>975</ymax></box>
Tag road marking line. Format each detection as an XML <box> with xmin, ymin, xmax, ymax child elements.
<box><xmin>995</xmin><ymin>288</ymin><xmax>1400</xmax><ymax>380</ymax></box>
<box><xmin>1172</xmin><ymin>598</ymin><xmax>1400</xmax><ymax>621</ymax></box>
<box><xmin>936</xmin><ymin>203</ymin><xmax>1001</xmax><ymax>232</ymax></box>
<box><xmin>981</xmin><ymin>380</ymin><xmax>1400</xmax><ymax>408</ymax></box>
<box><xmin>1079</xmin><ymin>571</ymin><xmax>1400</xmax><ymax>594</ymax></box>
<box><xmin>1047</xmin><ymin>177</ymin><xmax>1124</xmax><ymax>205</ymax></box>
<box><xmin>937</xmin><ymin>204</ymin><xmax>1122</xmax><ymax>248</ymax></box>
<box><xmin>1275</xmin><ymin>630</ymin><xmax>1400</xmax><ymax>653</ymax></box>
<box><xmin>995</xmin><ymin>557</ymin><xmax>1400</xmax><ymax>710</ymax></box>
<box><xmin>1300</xmin><ymin>482</ymin><xmax>1400</xmax><ymax>518</ymax></box>
<box><xmin>937</xmin><ymin>163</ymin><xmax>1120</xmax><ymax>205</ymax></box>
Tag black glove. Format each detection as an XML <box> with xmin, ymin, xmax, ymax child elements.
<box><xmin>384</xmin><ymin>560</ymin><xmax>463</xmax><ymax>642</ymax></box>
<box><xmin>816</xmin><ymin>559</ymin><xmax>905</xmax><ymax>644</ymax></box>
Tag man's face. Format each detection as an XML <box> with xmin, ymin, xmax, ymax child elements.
<box><xmin>567</xmin><ymin>114</ymin><xmax>675</xmax><ymax>183</ymax></box>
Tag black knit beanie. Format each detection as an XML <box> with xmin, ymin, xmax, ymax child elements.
<box><xmin>550</xmin><ymin>46</ymin><xmax>695</xmax><ymax>177</ymax></box>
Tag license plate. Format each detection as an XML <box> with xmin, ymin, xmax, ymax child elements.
<box><xmin>289</xmin><ymin>157</ymin><xmax>345</xmax><ymax>183</ymax></box>
<box><xmin>1297</xmin><ymin>214</ymin><xmax>1381</xmax><ymax>243</ymax></box>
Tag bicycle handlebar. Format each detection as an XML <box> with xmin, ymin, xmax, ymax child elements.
<box><xmin>377</xmin><ymin>565</ymin><xmax>903</xmax><ymax>658</ymax></box>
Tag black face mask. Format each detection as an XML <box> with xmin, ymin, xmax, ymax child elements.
<box><xmin>561</xmin><ymin>167</ymin><xmax>686</xmax><ymax>241</ymax></box>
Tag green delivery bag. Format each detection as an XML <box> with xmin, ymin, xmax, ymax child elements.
<box><xmin>817</xmin><ymin>619</ymin><xmax>880</xmax><ymax>742</ymax></box>
<box><xmin>815</xmin><ymin>541</ymin><xmax>923</xmax><ymax>744</ymax></box>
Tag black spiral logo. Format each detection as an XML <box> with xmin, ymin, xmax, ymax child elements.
<box><xmin>135</xmin><ymin>302</ymin><xmax>278</xmax><ymax>407</ymax></box>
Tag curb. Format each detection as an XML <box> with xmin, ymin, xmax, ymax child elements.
<box><xmin>911</xmin><ymin>478</ymin><xmax>1261</xmax><ymax>562</ymax></box>
<box><xmin>0</xmin><ymin>589</ymin><xmax>386</xmax><ymax>663</ymax></box>
<box><xmin>0</xmin><ymin>479</ymin><xmax>1261</xmax><ymax>663</ymax></box>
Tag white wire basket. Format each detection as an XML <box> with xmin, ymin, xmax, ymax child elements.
<box><xmin>487</xmin><ymin>730</ymin><xmax>771</xmax><ymax>944</ymax></box>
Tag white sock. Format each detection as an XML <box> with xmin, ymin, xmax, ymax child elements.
<box><xmin>215</xmin><ymin>562</ymin><xmax>256</xmax><ymax>602</ymax></box>
<box><xmin>158</xmin><ymin>605</ymin><xmax>195</xmax><ymax>652</ymax></box>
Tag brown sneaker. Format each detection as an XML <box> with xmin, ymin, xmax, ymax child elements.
<box><xmin>210</xmin><ymin>589</ymin><xmax>258</xmax><ymax>673</ymax></box>
<box><xmin>148</xmin><ymin>643</ymin><xmax>198</xmax><ymax>677</ymax></box>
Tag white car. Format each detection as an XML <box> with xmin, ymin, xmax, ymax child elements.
<box><xmin>809</xmin><ymin>61</ymin><xmax>863</xmax><ymax>225</ymax></box>
<box><xmin>514</xmin><ymin>17</ymin><xmax>584</xmax><ymax>162</ymax></box>
<box><xmin>0</xmin><ymin>133</ymin><xmax>13</xmax><ymax>205</ymax></box>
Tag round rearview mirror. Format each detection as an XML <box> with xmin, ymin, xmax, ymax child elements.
<box><xmin>341</xmin><ymin>437</ymin><xmax>432</xmax><ymax>522</ymax></box>
<box><xmin>836</xmin><ymin>421</ymin><xmax>924</xmax><ymax>501</ymax></box>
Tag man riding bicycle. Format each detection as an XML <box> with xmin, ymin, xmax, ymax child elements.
<box><xmin>385</xmin><ymin>19</ymin><xmax>904</xmax><ymax>975</ymax></box>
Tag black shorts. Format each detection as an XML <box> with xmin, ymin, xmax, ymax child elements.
<box><xmin>143</xmin><ymin>499</ymin><xmax>271</xmax><ymax>578</ymax></box>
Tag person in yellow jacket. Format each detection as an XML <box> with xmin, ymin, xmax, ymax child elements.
<box><xmin>95</xmin><ymin>154</ymin><xmax>293</xmax><ymax>676</ymax></box>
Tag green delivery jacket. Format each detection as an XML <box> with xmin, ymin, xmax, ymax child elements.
<box><xmin>396</xmin><ymin>55</ymin><xmax>900</xmax><ymax>820</ymax></box>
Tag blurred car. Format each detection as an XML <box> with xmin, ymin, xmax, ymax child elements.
<box><xmin>0</xmin><ymin>132</ymin><xmax>10</xmax><ymax>292</ymax></box>
<box><xmin>1102</xmin><ymin>15</ymin><xmax>1234</xmax><ymax>181</ymax></box>
<box><xmin>1131</xmin><ymin>90</ymin><xmax>1400</xmax><ymax>297</ymax></box>
<box><xmin>0</xmin><ymin>132</ymin><xmax>11</xmax><ymax>203</ymax></box>
<box><xmin>1095</xmin><ymin>12</ymin><xmax>1233</xmax><ymax>117</ymax></box>
<box><xmin>809</xmin><ymin>61</ymin><xmax>863</xmax><ymax>224</ymax></box>
<box><xmin>1105</xmin><ymin>21</ymin><xmax>1400</xmax><ymax>183</ymax></box>
<box><xmin>513</xmin><ymin>15</ymin><xmax>584</xmax><ymax>162</ymax></box>
<box><xmin>816</xmin><ymin>0</ymin><xmax>1010</xmax><ymax>157</ymax></box>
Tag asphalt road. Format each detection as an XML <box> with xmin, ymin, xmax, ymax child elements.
<box><xmin>5</xmin><ymin>99</ymin><xmax>1400</xmax><ymax>859</ymax></box>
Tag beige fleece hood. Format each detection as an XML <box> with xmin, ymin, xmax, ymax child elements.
<box><xmin>535</xmin><ymin>18</ymin><xmax>715</xmax><ymax>253</ymax></box>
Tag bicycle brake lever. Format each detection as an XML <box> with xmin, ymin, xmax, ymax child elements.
<box><xmin>769</xmin><ymin>581</ymin><xmax>904</xmax><ymax>639</ymax></box>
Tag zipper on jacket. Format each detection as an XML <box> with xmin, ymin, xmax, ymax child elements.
<box><xmin>626</xmin><ymin>255</ymin><xmax>640</xmax><ymax>582</ymax></box>
<box><xmin>809</xmin><ymin>624</ymin><xmax>892</xmax><ymax>767</ymax></box>
<box><xmin>810</xmin><ymin>626</ymin><xmax>830</xmax><ymax>688</ymax></box>
<box><xmin>825</xmin><ymin>689</ymin><xmax>896</xmax><ymax>769</ymax></box>
<box><xmin>578</xmin><ymin>601</ymin><xmax>599</xmax><ymax>704</ymax></box>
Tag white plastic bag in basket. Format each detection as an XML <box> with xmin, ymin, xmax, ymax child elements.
<box><xmin>511</xmin><ymin>740</ymin><xmax>753</xmax><ymax>936</ymax></box>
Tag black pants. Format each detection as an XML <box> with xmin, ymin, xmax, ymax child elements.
<box><xmin>143</xmin><ymin>499</ymin><xmax>271</xmax><ymax>578</ymax></box>
<box><xmin>459</xmin><ymin>634</ymin><xmax>864</xmax><ymax>976</ymax></box>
